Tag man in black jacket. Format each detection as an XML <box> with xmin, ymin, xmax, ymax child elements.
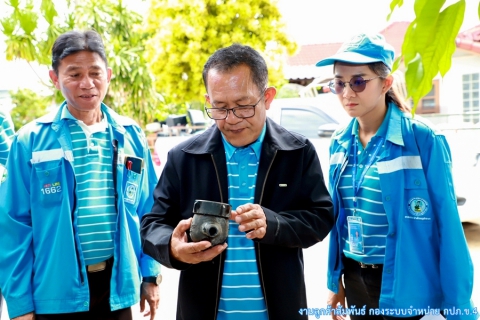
<box><xmin>141</xmin><ymin>44</ymin><xmax>334</xmax><ymax>320</ymax></box>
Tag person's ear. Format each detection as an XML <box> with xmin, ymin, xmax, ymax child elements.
<box><xmin>106</xmin><ymin>67</ymin><xmax>112</xmax><ymax>83</ymax></box>
<box><xmin>382</xmin><ymin>75</ymin><xmax>394</xmax><ymax>94</ymax></box>
<box><xmin>49</xmin><ymin>70</ymin><xmax>61</xmax><ymax>90</ymax></box>
<box><xmin>264</xmin><ymin>87</ymin><xmax>276</xmax><ymax>111</ymax></box>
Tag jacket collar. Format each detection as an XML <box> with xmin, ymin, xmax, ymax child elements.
<box><xmin>182</xmin><ymin>117</ymin><xmax>307</xmax><ymax>155</ymax></box>
<box><xmin>332</xmin><ymin>102</ymin><xmax>405</xmax><ymax>150</ymax></box>
<box><xmin>385</xmin><ymin>103</ymin><xmax>404</xmax><ymax>146</ymax></box>
<box><xmin>180</xmin><ymin>117</ymin><xmax>308</xmax><ymax>205</ymax></box>
<box><xmin>36</xmin><ymin>101</ymin><xmax>134</xmax><ymax>134</ymax></box>
<box><xmin>222</xmin><ymin>124</ymin><xmax>266</xmax><ymax>161</ymax></box>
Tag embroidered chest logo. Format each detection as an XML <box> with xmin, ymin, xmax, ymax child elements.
<box><xmin>407</xmin><ymin>197</ymin><xmax>429</xmax><ymax>219</ymax></box>
<box><xmin>41</xmin><ymin>181</ymin><xmax>62</xmax><ymax>195</ymax></box>
<box><xmin>124</xmin><ymin>181</ymin><xmax>138</xmax><ymax>204</ymax></box>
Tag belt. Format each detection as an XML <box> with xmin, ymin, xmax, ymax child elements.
<box><xmin>358</xmin><ymin>261</ymin><xmax>381</xmax><ymax>269</ymax></box>
<box><xmin>342</xmin><ymin>255</ymin><xmax>382</xmax><ymax>269</ymax></box>
<box><xmin>87</xmin><ymin>261</ymin><xmax>107</xmax><ymax>273</ymax></box>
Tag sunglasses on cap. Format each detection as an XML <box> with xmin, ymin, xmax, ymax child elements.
<box><xmin>328</xmin><ymin>76</ymin><xmax>380</xmax><ymax>95</ymax></box>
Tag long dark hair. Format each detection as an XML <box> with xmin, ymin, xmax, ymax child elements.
<box><xmin>368</xmin><ymin>62</ymin><xmax>411</xmax><ymax>112</ymax></box>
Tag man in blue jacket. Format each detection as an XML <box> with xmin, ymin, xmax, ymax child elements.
<box><xmin>141</xmin><ymin>44</ymin><xmax>335</xmax><ymax>319</ymax></box>
<box><xmin>0</xmin><ymin>30</ymin><xmax>161</xmax><ymax>320</ymax></box>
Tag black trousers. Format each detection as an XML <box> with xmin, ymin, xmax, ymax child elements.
<box><xmin>342</xmin><ymin>256</ymin><xmax>427</xmax><ymax>320</ymax></box>
<box><xmin>36</xmin><ymin>258</ymin><xmax>132</xmax><ymax>320</ymax></box>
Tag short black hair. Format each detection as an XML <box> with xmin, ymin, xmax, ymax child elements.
<box><xmin>202</xmin><ymin>44</ymin><xmax>268</xmax><ymax>93</ymax></box>
<box><xmin>51</xmin><ymin>30</ymin><xmax>108</xmax><ymax>74</ymax></box>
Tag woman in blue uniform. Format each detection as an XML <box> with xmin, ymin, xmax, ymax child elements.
<box><xmin>317</xmin><ymin>33</ymin><xmax>476</xmax><ymax>320</ymax></box>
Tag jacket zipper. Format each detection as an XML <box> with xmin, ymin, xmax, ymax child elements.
<box><xmin>210</xmin><ymin>154</ymin><xmax>224</xmax><ymax>320</ymax></box>
<box><xmin>333</xmin><ymin>151</ymin><xmax>349</xmax><ymax>271</ymax></box>
<box><xmin>74</xmin><ymin>185</ymin><xmax>84</xmax><ymax>284</ymax></box>
<box><xmin>257</xmin><ymin>149</ymin><xmax>277</xmax><ymax>319</ymax></box>
<box><xmin>69</xmin><ymin>160</ymin><xmax>85</xmax><ymax>285</ymax></box>
<box><xmin>112</xmin><ymin>139</ymin><xmax>119</xmax><ymax>213</ymax></box>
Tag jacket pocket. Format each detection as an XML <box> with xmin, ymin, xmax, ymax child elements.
<box><xmin>33</xmin><ymin>159</ymin><xmax>65</xmax><ymax>207</ymax></box>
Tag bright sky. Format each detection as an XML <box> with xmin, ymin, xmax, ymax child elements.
<box><xmin>0</xmin><ymin>0</ymin><xmax>479</xmax><ymax>92</ymax></box>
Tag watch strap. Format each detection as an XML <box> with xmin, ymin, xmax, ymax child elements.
<box><xmin>142</xmin><ymin>274</ymin><xmax>162</xmax><ymax>285</ymax></box>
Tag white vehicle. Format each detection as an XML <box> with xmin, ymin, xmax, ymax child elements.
<box><xmin>267</xmin><ymin>95</ymin><xmax>350</xmax><ymax>139</ymax></box>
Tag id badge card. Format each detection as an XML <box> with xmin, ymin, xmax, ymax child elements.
<box><xmin>347</xmin><ymin>216</ymin><xmax>364</xmax><ymax>254</ymax></box>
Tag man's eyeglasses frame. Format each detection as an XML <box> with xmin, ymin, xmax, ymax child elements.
<box><xmin>204</xmin><ymin>88</ymin><xmax>267</xmax><ymax>120</ymax></box>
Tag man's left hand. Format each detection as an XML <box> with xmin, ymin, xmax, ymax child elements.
<box><xmin>140</xmin><ymin>282</ymin><xmax>160</xmax><ymax>319</ymax></box>
<box><xmin>231</xmin><ymin>204</ymin><xmax>267</xmax><ymax>240</ymax></box>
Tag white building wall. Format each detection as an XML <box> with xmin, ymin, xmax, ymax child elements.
<box><xmin>441</xmin><ymin>51</ymin><xmax>480</xmax><ymax>115</ymax></box>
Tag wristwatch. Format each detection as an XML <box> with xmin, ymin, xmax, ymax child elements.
<box><xmin>142</xmin><ymin>274</ymin><xmax>162</xmax><ymax>286</ymax></box>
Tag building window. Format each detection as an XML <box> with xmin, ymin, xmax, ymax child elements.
<box><xmin>416</xmin><ymin>79</ymin><xmax>439</xmax><ymax>114</ymax></box>
<box><xmin>462</xmin><ymin>73</ymin><xmax>480</xmax><ymax>124</ymax></box>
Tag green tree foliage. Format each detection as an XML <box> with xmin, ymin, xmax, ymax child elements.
<box><xmin>1</xmin><ymin>0</ymin><xmax>159</xmax><ymax>127</ymax></box>
<box><xmin>74</xmin><ymin>0</ymin><xmax>160</xmax><ymax>124</ymax></box>
<box><xmin>9</xmin><ymin>88</ymin><xmax>51</xmax><ymax>130</ymax></box>
<box><xmin>1</xmin><ymin>0</ymin><xmax>61</xmax><ymax>64</ymax></box>
<box><xmin>389</xmin><ymin>0</ymin><xmax>467</xmax><ymax>113</ymax></box>
<box><xmin>144</xmin><ymin>0</ymin><xmax>297</xmax><ymax>107</ymax></box>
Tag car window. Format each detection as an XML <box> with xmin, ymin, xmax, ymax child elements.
<box><xmin>280</xmin><ymin>108</ymin><xmax>334</xmax><ymax>139</ymax></box>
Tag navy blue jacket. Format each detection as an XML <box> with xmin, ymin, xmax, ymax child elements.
<box><xmin>142</xmin><ymin>118</ymin><xmax>334</xmax><ymax>319</ymax></box>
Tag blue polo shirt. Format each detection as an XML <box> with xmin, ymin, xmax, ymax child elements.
<box><xmin>339</xmin><ymin>106</ymin><xmax>392</xmax><ymax>264</ymax></box>
<box><xmin>217</xmin><ymin>124</ymin><xmax>268</xmax><ymax>320</ymax></box>
<box><xmin>62</xmin><ymin>107</ymin><xmax>116</xmax><ymax>265</ymax></box>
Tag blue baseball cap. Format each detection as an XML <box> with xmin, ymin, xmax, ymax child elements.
<box><xmin>315</xmin><ymin>33</ymin><xmax>395</xmax><ymax>70</ymax></box>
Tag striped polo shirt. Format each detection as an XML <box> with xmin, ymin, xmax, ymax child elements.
<box><xmin>62</xmin><ymin>108</ymin><xmax>116</xmax><ymax>265</ymax></box>
<box><xmin>339</xmin><ymin>107</ymin><xmax>392</xmax><ymax>265</ymax></box>
<box><xmin>217</xmin><ymin>124</ymin><xmax>268</xmax><ymax>320</ymax></box>
<box><xmin>0</xmin><ymin>110</ymin><xmax>15</xmax><ymax>166</ymax></box>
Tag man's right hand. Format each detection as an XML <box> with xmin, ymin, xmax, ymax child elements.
<box><xmin>170</xmin><ymin>218</ymin><xmax>227</xmax><ymax>264</ymax></box>
<box><xmin>13</xmin><ymin>312</ymin><xmax>35</xmax><ymax>320</ymax></box>
<box><xmin>327</xmin><ymin>279</ymin><xmax>346</xmax><ymax>320</ymax></box>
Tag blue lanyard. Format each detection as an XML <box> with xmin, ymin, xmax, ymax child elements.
<box><xmin>351</xmin><ymin>135</ymin><xmax>384</xmax><ymax>214</ymax></box>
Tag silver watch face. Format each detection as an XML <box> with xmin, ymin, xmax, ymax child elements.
<box><xmin>156</xmin><ymin>274</ymin><xmax>163</xmax><ymax>285</ymax></box>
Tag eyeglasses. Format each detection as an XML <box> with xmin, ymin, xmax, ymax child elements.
<box><xmin>328</xmin><ymin>76</ymin><xmax>380</xmax><ymax>95</ymax></box>
<box><xmin>204</xmin><ymin>89</ymin><xmax>266</xmax><ymax>120</ymax></box>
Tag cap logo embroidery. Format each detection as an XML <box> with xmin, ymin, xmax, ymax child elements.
<box><xmin>340</xmin><ymin>34</ymin><xmax>366</xmax><ymax>51</ymax></box>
